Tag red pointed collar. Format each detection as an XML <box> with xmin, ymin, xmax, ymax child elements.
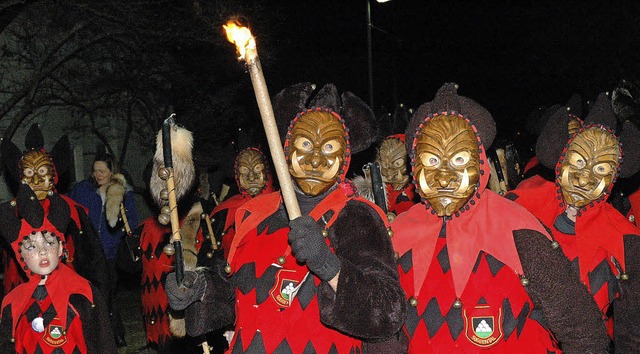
<box><xmin>1</xmin><ymin>264</ymin><xmax>93</xmax><ymax>338</ymax></box>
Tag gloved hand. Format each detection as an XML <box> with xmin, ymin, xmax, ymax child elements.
<box><xmin>165</xmin><ymin>271</ymin><xmax>206</xmax><ymax>311</ymax></box>
<box><xmin>289</xmin><ymin>215</ymin><xmax>340</xmax><ymax>281</ymax></box>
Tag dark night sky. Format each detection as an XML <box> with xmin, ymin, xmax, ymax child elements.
<box><xmin>244</xmin><ymin>1</ymin><xmax>639</xmax><ymax>141</ymax></box>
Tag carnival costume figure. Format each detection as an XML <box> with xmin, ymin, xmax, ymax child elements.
<box><xmin>165</xmin><ymin>83</ymin><xmax>406</xmax><ymax>353</ymax></box>
<box><xmin>392</xmin><ymin>83</ymin><xmax>610</xmax><ymax>353</ymax></box>
<box><xmin>507</xmin><ymin>92</ymin><xmax>640</xmax><ymax>351</ymax></box>
<box><xmin>0</xmin><ymin>125</ymin><xmax>109</xmax><ymax>302</ymax></box>
<box><xmin>0</xmin><ymin>184</ymin><xmax>115</xmax><ymax>353</ymax></box>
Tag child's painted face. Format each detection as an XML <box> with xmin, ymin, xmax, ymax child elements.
<box><xmin>19</xmin><ymin>232</ymin><xmax>63</xmax><ymax>276</ymax></box>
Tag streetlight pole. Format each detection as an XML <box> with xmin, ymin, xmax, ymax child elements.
<box><xmin>366</xmin><ymin>0</ymin><xmax>374</xmax><ymax>109</ymax></box>
<box><xmin>367</xmin><ymin>0</ymin><xmax>392</xmax><ymax>110</ymax></box>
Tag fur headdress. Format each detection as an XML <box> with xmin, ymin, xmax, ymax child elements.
<box><xmin>1</xmin><ymin>124</ymin><xmax>70</xmax><ymax>187</ymax></box>
<box><xmin>149</xmin><ymin>124</ymin><xmax>196</xmax><ymax>208</ymax></box>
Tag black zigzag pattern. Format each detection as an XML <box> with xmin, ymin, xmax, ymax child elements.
<box><xmin>502</xmin><ymin>299</ymin><xmax>530</xmax><ymax>339</ymax></box>
<box><xmin>588</xmin><ymin>258</ymin><xmax>619</xmax><ymax>302</ymax></box>
<box><xmin>405</xmin><ymin>297</ymin><xmax>463</xmax><ymax>339</ymax></box>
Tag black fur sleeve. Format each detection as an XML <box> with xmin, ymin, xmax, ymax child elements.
<box><xmin>317</xmin><ymin>201</ymin><xmax>406</xmax><ymax>340</ymax></box>
<box><xmin>0</xmin><ymin>305</ymin><xmax>14</xmax><ymax>354</ymax></box>
<box><xmin>69</xmin><ymin>206</ymin><xmax>111</xmax><ymax>301</ymax></box>
<box><xmin>70</xmin><ymin>284</ymin><xmax>117</xmax><ymax>353</ymax></box>
<box><xmin>514</xmin><ymin>229</ymin><xmax>611</xmax><ymax>354</ymax></box>
<box><xmin>184</xmin><ymin>252</ymin><xmax>236</xmax><ymax>336</ymax></box>
<box><xmin>613</xmin><ymin>234</ymin><xmax>640</xmax><ymax>353</ymax></box>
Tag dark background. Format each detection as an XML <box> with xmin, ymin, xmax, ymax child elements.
<box><xmin>1</xmin><ymin>0</ymin><xmax>639</xmax><ymax>186</ymax></box>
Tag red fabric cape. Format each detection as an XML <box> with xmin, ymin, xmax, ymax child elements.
<box><xmin>1</xmin><ymin>264</ymin><xmax>93</xmax><ymax>338</ymax></box>
<box><xmin>512</xmin><ymin>179</ymin><xmax>639</xmax><ymax>281</ymax></box>
<box><xmin>392</xmin><ymin>114</ymin><xmax>549</xmax><ymax>298</ymax></box>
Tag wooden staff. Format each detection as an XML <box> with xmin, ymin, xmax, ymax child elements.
<box><xmin>223</xmin><ymin>22</ymin><xmax>301</xmax><ymax>221</ymax></box>
<box><xmin>159</xmin><ymin>115</ymin><xmax>185</xmax><ymax>286</ymax></box>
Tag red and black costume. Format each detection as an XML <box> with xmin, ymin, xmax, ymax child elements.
<box><xmin>134</xmin><ymin>123</ymin><xmax>224</xmax><ymax>352</ymax></box>
<box><xmin>167</xmin><ymin>83</ymin><xmax>406</xmax><ymax>353</ymax></box>
<box><xmin>211</xmin><ymin>147</ymin><xmax>275</xmax><ymax>259</ymax></box>
<box><xmin>0</xmin><ymin>125</ymin><xmax>109</xmax><ymax>302</ymax></box>
<box><xmin>136</xmin><ymin>200</ymin><xmax>217</xmax><ymax>351</ymax></box>
<box><xmin>507</xmin><ymin>92</ymin><xmax>640</xmax><ymax>351</ymax></box>
<box><xmin>0</xmin><ymin>185</ymin><xmax>115</xmax><ymax>353</ymax></box>
<box><xmin>392</xmin><ymin>83</ymin><xmax>610</xmax><ymax>353</ymax></box>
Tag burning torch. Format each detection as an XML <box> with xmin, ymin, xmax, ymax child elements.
<box><xmin>223</xmin><ymin>22</ymin><xmax>301</xmax><ymax>221</ymax></box>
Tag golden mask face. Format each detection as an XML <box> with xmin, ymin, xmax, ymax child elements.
<box><xmin>288</xmin><ymin>111</ymin><xmax>346</xmax><ymax>196</ymax></box>
<box><xmin>237</xmin><ymin>149</ymin><xmax>267</xmax><ymax>197</ymax></box>
<box><xmin>559</xmin><ymin>127</ymin><xmax>619</xmax><ymax>207</ymax></box>
<box><xmin>21</xmin><ymin>150</ymin><xmax>54</xmax><ymax>201</ymax></box>
<box><xmin>376</xmin><ymin>138</ymin><xmax>409</xmax><ymax>190</ymax></box>
<box><xmin>567</xmin><ymin>116</ymin><xmax>583</xmax><ymax>136</ymax></box>
<box><xmin>414</xmin><ymin>115</ymin><xmax>480</xmax><ymax>216</ymax></box>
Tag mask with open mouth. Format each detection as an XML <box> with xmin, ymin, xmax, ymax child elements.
<box><xmin>559</xmin><ymin>126</ymin><xmax>619</xmax><ymax>208</ymax></box>
<box><xmin>20</xmin><ymin>150</ymin><xmax>54</xmax><ymax>201</ymax></box>
<box><xmin>414</xmin><ymin>114</ymin><xmax>480</xmax><ymax>216</ymax></box>
<box><xmin>376</xmin><ymin>136</ymin><xmax>410</xmax><ymax>191</ymax></box>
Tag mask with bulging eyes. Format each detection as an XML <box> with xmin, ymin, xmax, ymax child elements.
<box><xmin>413</xmin><ymin>115</ymin><xmax>480</xmax><ymax>216</ymax></box>
<box><xmin>376</xmin><ymin>137</ymin><xmax>410</xmax><ymax>190</ymax></box>
<box><xmin>21</xmin><ymin>150</ymin><xmax>54</xmax><ymax>201</ymax></box>
<box><xmin>559</xmin><ymin>127</ymin><xmax>619</xmax><ymax>208</ymax></box>
<box><xmin>288</xmin><ymin>111</ymin><xmax>346</xmax><ymax>196</ymax></box>
<box><xmin>237</xmin><ymin>149</ymin><xmax>267</xmax><ymax>197</ymax></box>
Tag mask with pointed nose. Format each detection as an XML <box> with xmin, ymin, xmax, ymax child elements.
<box><xmin>237</xmin><ymin>149</ymin><xmax>267</xmax><ymax>197</ymax></box>
<box><xmin>413</xmin><ymin>115</ymin><xmax>480</xmax><ymax>216</ymax></box>
<box><xmin>20</xmin><ymin>150</ymin><xmax>54</xmax><ymax>201</ymax></box>
<box><xmin>559</xmin><ymin>127</ymin><xmax>619</xmax><ymax>208</ymax></box>
<box><xmin>288</xmin><ymin>111</ymin><xmax>346</xmax><ymax>196</ymax></box>
<box><xmin>376</xmin><ymin>137</ymin><xmax>409</xmax><ymax>190</ymax></box>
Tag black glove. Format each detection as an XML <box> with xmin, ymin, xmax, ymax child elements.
<box><xmin>289</xmin><ymin>215</ymin><xmax>340</xmax><ymax>281</ymax></box>
<box><xmin>165</xmin><ymin>271</ymin><xmax>206</xmax><ymax>311</ymax></box>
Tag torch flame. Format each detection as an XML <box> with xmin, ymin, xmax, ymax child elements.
<box><xmin>223</xmin><ymin>22</ymin><xmax>256</xmax><ymax>61</ymax></box>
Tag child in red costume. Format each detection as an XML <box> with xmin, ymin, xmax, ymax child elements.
<box><xmin>0</xmin><ymin>124</ymin><xmax>109</xmax><ymax>302</ymax></box>
<box><xmin>0</xmin><ymin>184</ymin><xmax>115</xmax><ymax>353</ymax></box>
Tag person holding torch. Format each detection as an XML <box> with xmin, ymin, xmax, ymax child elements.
<box><xmin>165</xmin><ymin>82</ymin><xmax>406</xmax><ymax>353</ymax></box>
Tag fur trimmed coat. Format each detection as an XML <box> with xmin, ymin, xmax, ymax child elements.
<box><xmin>180</xmin><ymin>184</ymin><xmax>406</xmax><ymax>353</ymax></box>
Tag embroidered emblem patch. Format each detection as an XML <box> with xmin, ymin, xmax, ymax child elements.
<box><xmin>43</xmin><ymin>318</ymin><xmax>67</xmax><ymax>347</ymax></box>
<box><xmin>464</xmin><ymin>305</ymin><xmax>503</xmax><ymax>348</ymax></box>
<box><xmin>270</xmin><ymin>269</ymin><xmax>300</xmax><ymax>308</ymax></box>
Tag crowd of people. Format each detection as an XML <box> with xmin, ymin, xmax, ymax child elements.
<box><xmin>0</xmin><ymin>79</ymin><xmax>639</xmax><ymax>354</ymax></box>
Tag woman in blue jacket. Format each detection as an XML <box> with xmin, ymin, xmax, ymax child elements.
<box><xmin>69</xmin><ymin>151</ymin><xmax>138</xmax><ymax>348</ymax></box>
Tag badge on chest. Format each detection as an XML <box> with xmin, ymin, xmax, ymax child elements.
<box><xmin>43</xmin><ymin>317</ymin><xmax>67</xmax><ymax>347</ymax></box>
<box><xmin>269</xmin><ymin>268</ymin><xmax>308</xmax><ymax>308</ymax></box>
<box><xmin>464</xmin><ymin>304</ymin><xmax>503</xmax><ymax>348</ymax></box>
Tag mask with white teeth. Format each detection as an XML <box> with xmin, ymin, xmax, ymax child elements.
<box><xmin>414</xmin><ymin>115</ymin><xmax>480</xmax><ymax>217</ymax></box>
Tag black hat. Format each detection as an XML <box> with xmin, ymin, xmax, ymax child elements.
<box><xmin>272</xmin><ymin>82</ymin><xmax>378</xmax><ymax>155</ymax></box>
<box><xmin>1</xmin><ymin>124</ymin><xmax>70</xmax><ymax>186</ymax></box>
<box><xmin>405</xmin><ymin>83</ymin><xmax>496</xmax><ymax>153</ymax></box>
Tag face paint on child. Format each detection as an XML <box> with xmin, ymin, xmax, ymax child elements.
<box><xmin>19</xmin><ymin>231</ymin><xmax>63</xmax><ymax>277</ymax></box>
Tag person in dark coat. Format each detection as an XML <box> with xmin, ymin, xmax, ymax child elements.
<box><xmin>165</xmin><ymin>83</ymin><xmax>406</xmax><ymax>353</ymax></box>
